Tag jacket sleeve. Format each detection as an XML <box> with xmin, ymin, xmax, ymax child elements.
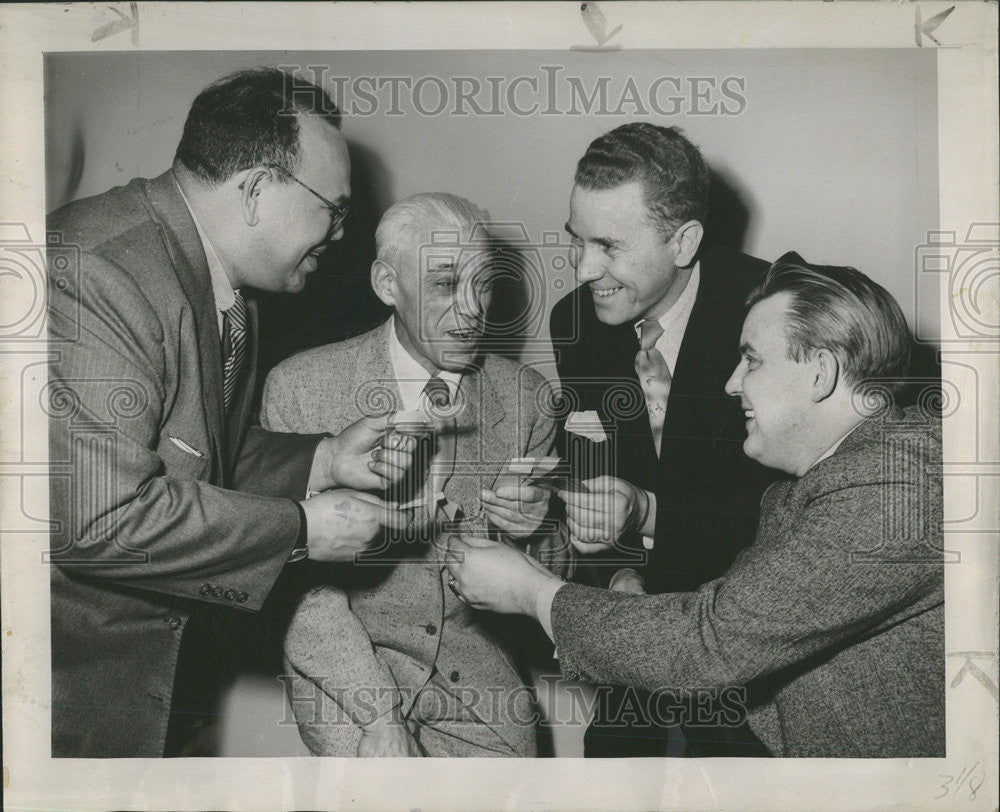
<box><xmin>47</xmin><ymin>250</ymin><xmax>304</xmax><ymax>611</ymax></box>
<box><xmin>516</xmin><ymin>365</ymin><xmax>575</xmax><ymax>581</ymax></box>
<box><xmin>551</xmin><ymin>466</ymin><xmax>943</xmax><ymax>692</ymax></box>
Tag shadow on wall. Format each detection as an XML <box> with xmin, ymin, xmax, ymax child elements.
<box><xmin>256</xmin><ymin>140</ymin><xmax>393</xmax><ymax>379</ymax></box>
<box><xmin>705</xmin><ymin>168</ymin><xmax>753</xmax><ymax>254</ymax></box>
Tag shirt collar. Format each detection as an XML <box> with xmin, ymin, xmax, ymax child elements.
<box><xmin>175</xmin><ymin>179</ymin><xmax>236</xmax><ymax>315</ymax></box>
<box><xmin>634</xmin><ymin>261</ymin><xmax>700</xmax><ymax>339</ymax></box>
<box><xmin>387</xmin><ymin>315</ymin><xmax>463</xmax><ymax>410</ymax></box>
<box><xmin>809</xmin><ymin>420</ymin><xmax>864</xmax><ymax>471</ymax></box>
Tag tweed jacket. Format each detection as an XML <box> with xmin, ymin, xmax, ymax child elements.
<box><xmin>551</xmin><ymin>405</ymin><xmax>944</xmax><ymax>757</ymax></box>
<box><xmin>262</xmin><ymin>320</ymin><xmax>568</xmax><ymax>756</ymax></box>
<box><xmin>47</xmin><ymin>170</ymin><xmax>323</xmax><ymax>757</ymax></box>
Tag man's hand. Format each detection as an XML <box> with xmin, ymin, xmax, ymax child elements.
<box><xmin>356</xmin><ymin>715</ymin><xmax>422</xmax><ymax>757</ymax></box>
<box><xmin>608</xmin><ymin>568</ymin><xmax>647</xmax><ymax>595</ymax></box>
<box><xmin>299</xmin><ymin>489</ymin><xmax>410</xmax><ymax>562</ymax></box>
<box><xmin>480</xmin><ymin>483</ymin><xmax>550</xmax><ymax>539</ymax></box>
<box><xmin>444</xmin><ymin>535</ymin><xmax>564</xmax><ymax>634</ymax></box>
<box><xmin>557</xmin><ymin>475</ymin><xmax>652</xmax><ymax>554</ymax></box>
<box><xmin>308</xmin><ymin>414</ymin><xmax>415</xmax><ymax>493</ymax></box>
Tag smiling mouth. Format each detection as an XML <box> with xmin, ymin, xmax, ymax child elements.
<box><xmin>591</xmin><ymin>286</ymin><xmax>623</xmax><ymax>299</ymax></box>
<box><xmin>447</xmin><ymin>327</ymin><xmax>480</xmax><ymax>342</ymax></box>
<box><xmin>743</xmin><ymin>408</ymin><xmax>756</xmax><ymax>420</ymax></box>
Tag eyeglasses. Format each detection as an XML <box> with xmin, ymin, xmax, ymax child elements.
<box><xmin>264</xmin><ymin>163</ymin><xmax>349</xmax><ymax>231</ymax></box>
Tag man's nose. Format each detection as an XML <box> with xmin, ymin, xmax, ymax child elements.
<box><xmin>454</xmin><ymin>286</ymin><xmax>485</xmax><ymax>320</ymax></box>
<box><xmin>574</xmin><ymin>245</ymin><xmax>605</xmax><ymax>284</ymax></box>
<box><xmin>724</xmin><ymin>363</ymin><xmax>743</xmax><ymax>397</ymax></box>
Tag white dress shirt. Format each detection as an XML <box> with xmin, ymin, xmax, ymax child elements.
<box><xmin>387</xmin><ymin>316</ymin><xmax>462</xmax><ymax>410</ymax></box>
<box><xmin>632</xmin><ymin>261</ymin><xmax>701</xmax><ymax>380</ymax></box>
<box><xmin>176</xmin><ymin>180</ymin><xmax>236</xmax><ymax>337</ymax></box>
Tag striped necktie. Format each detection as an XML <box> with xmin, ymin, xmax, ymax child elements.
<box><xmin>635</xmin><ymin>317</ymin><xmax>671</xmax><ymax>456</ymax></box>
<box><xmin>221</xmin><ymin>291</ymin><xmax>248</xmax><ymax>412</ymax></box>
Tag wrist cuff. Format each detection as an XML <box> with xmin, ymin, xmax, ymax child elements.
<box><xmin>288</xmin><ymin>501</ymin><xmax>309</xmax><ymax>563</ymax></box>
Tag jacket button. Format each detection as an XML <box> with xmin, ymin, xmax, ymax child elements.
<box><xmin>168</xmin><ymin>617</ymin><xmax>182</xmax><ymax>630</ymax></box>
<box><xmin>212</xmin><ymin>586</ymin><xmax>223</xmax><ymax>598</ymax></box>
<box><xmin>449</xmin><ymin>670</ymin><xmax>460</xmax><ymax>683</ymax></box>
<box><xmin>199</xmin><ymin>583</ymin><xmax>212</xmax><ymax>596</ymax></box>
<box><xmin>424</xmin><ymin>623</ymin><xmax>437</xmax><ymax>635</ymax></box>
<box><xmin>235</xmin><ymin>591</ymin><xmax>248</xmax><ymax>603</ymax></box>
<box><xmin>224</xmin><ymin>589</ymin><xmax>236</xmax><ymax>601</ymax></box>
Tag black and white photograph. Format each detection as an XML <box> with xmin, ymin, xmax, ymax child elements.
<box><xmin>1</xmin><ymin>2</ymin><xmax>997</xmax><ymax>810</ymax></box>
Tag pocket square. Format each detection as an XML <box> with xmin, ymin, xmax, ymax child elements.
<box><xmin>565</xmin><ymin>410</ymin><xmax>607</xmax><ymax>443</ymax></box>
<box><xmin>169</xmin><ymin>436</ymin><xmax>203</xmax><ymax>457</ymax></box>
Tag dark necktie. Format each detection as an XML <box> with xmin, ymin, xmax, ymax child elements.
<box><xmin>423</xmin><ymin>375</ymin><xmax>457</xmax><ymax>502</ymax></box>
<box><xmin>635</xmin><ymin>318</ymin><xmax>671</xmax><ymax>456</ymax></box>
<box><xmin>221</xmin><ymin>291</ymin><xmax>248</xmax><ymax>412</ymax></box>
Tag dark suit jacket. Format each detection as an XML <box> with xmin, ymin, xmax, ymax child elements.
<box><xmin>549</xmin><ymin>245</ymin><xmax>779</xmax><ymax>593</ymax></box>
<box><xmin>47</xmin><ymin>170</ymin><xmax>323</xmax><ymax>757</ymax></box>
<box><xmin>551</xmin><ymin>406</ymin><xmax>945</xmax><ymax>757</ymax></box>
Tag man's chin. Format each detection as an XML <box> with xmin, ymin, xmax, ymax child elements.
<box><xmin>591</xmin><ymin>301</ymin><xmax>635</xmax><ymax>327</ymax></box>
<box><xmin>436</xmin><ymin>347</ymin><xmax>482</xmax><ymax>372</ymax></box>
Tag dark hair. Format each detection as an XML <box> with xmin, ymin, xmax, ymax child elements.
<box><xmin>748</xmin><ymin>251</ymin><xmax>911</xmax><ymax>391</ymax></box>
<box><xmin>174</xmin><ymin>67</ymin><xmax>340</xmax><ymax>185</ymax></box>
<box><xmin>574</xmin><ymin>123</ymin><xmax>710</xmax><ymax>236</ymax></box>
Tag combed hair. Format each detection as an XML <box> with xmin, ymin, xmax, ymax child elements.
<box><xmin>574</xmin><ymin>122</ymin><xmax>710</xmax><ymax>237</ymax></box>
<box><xmin>174</xmin><ymin>67</ymin><xmax>340</xmax><ymax>186</ymax></box>
<box><xmin>375</xmin><ymin>193</ymin><xmax>491</xmax><ymax>269</ymax></box>
<box><xmin>748</xmin><ymin>251</ymin><xmax>911</xmax><ymax>391</ymax></box>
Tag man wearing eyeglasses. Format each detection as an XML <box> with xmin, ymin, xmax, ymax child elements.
<box><xmin>47</xmin><ymin>68</ymin><xmax>415</xmax><ymax>757</ymax></box>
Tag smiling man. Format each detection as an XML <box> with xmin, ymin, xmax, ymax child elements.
<box><xmin>47</xmin><ymin>68</ymin><xmax>417</xmax><ymax>758</ymax></box>
<box><xmin>261</xmin><ymin>193</ymin><xmax>571</xmax><ymax>757</ymax></box>
<box><xmin>447</xmin><ymin>253</ymin><xmax>945</xmax><ymax>758</ymax></box>
<box><xmin>549</xmin><ymin>122</ymin><xmax>778</xmax><ymax>756</ymax></box>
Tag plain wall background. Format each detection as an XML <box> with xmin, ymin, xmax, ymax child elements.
<box><xmin>45</xmin><ymin>49</ymin><xmax>939</xmax><ymax>380</ymax></box>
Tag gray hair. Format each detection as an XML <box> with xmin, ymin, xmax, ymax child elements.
<box><xmin>375</xmin><ymin>193</ymin><xmax>491</xmax><ymax>270</ymax></box>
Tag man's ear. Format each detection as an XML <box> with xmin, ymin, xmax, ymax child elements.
<box><xmin>811</xmin><ymin>348</ymin><xmax>840</xmax><ymax>402</ymax></box>
<box><xmin>673</xmin><ymin>220</ymin><xmax>704</xmax><ymax>267</ymax></box>
<box><xmin>238</xmin><ymin>168</ymin><xmax>268</xmax><ymax>227</ymax></box>
<box><xmin>370</xmin><ymin>259</ymin><xmax>398</xmax><ymax>307</ymax></box>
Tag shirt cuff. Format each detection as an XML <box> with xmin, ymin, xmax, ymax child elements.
<box><xmin>288</xmin><ymin>500</ymin><xmax>309</xmax><ymax>563</ymax></box>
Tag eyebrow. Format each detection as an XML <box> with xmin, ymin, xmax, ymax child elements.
<box><xmin>564</xmin><ymin>222</ymin><xmax>622</xmax><ymax>250</ymax></box>
<box><xmin>739</xmin><ymin>342</ymin><xmax>757</xmax><ymax>356</ymax></box>
<box><xmin>423</xmin><ymin>265</ymin><xmax>458</xmax><ymax>277</ymax></box>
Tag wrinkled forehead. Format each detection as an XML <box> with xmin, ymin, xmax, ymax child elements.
<box><xmin>409</xmin><ymin>222</ymin><xmax>494</xmax><ymax>280</ymax></box>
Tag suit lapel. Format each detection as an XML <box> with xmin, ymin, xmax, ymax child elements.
<box><xmin>662</xmin><ymin>251</ymin><xmax>746</xmax><ymax>479</ymax></box>
<box><xmin>143</xmin><ymin>170</ymin><xmax>226</xmax><ymax>476</ymax></box>
<box><xmin>599</xmin><ymin>318</ymin><xmax>659</xmax><ymax>486</ymax></box>
<box><xmin>351</xmin><ymin>319</ymin><xmax>403</xmax><ymax>419</ymax></box>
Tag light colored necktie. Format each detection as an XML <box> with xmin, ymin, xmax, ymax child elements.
<box><xmin>635</xmin><ymin>317</ymin><xmax>671</xmax><ymax>456</ymax></box>
<box><xmin>221</xmin><ymin>291</ymin><xmax>248</xmax><ymax>412</ymax></box>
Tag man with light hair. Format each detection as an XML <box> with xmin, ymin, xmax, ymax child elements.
<box><xmin>262</xmin><ymin>192</ymin><xmax>570</xmax><ymax>756</ymax></box>
<box><xmin>447</xmin><ymin>252</ymin><xmax>945</xmax><ymax>758</ymax></box>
